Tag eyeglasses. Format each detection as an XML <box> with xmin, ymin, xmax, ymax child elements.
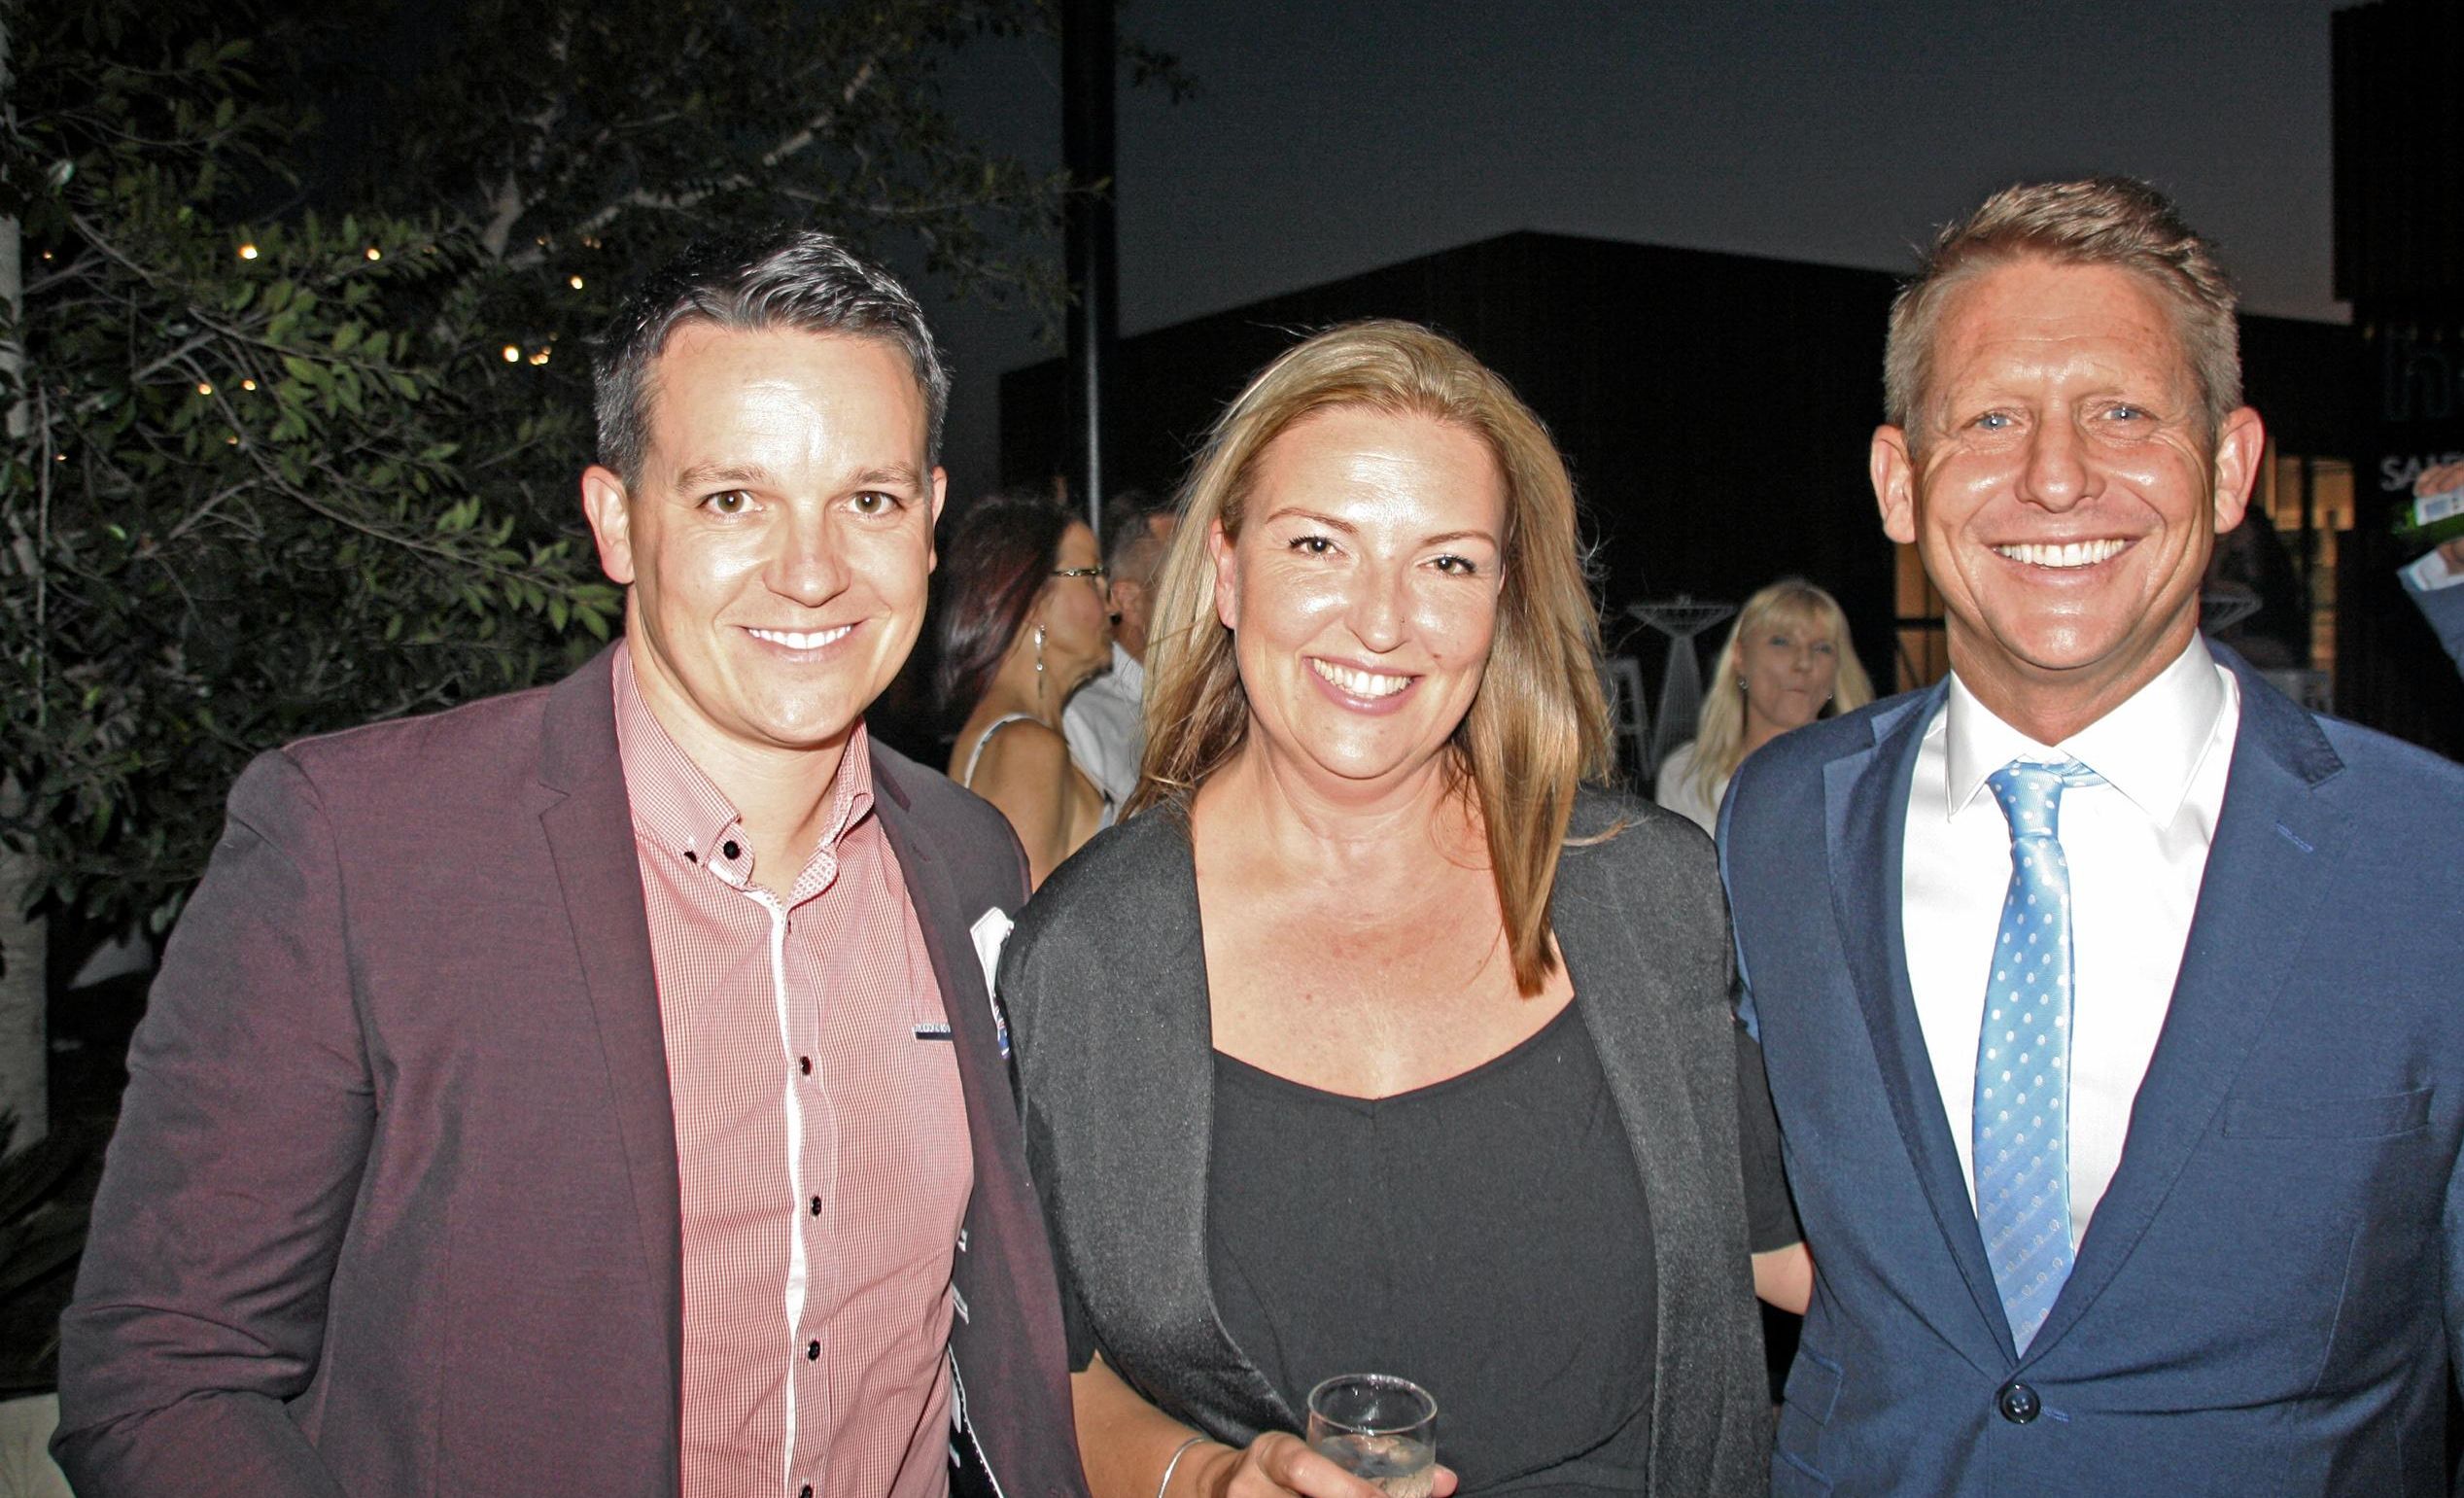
<box><xmin>1051</xmin><ymin>565</ymin><xmax>1109</xmax><ymax>581</ymax></box>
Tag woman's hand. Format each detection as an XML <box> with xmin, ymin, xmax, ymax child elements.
<box><xmin>2419</xmin><ymin>462</ymin><xmax>2464</xmax><ymax>571</ymax></box>
<box><xmin>1753</xmin><ymin>1241</ymin><xmax>1815</xmax><ymax>1315</ymax></box>
<box><xmin>1188</xmin><ymin>1433</ymin><xmax>1458</xmax><ymax>1498</ymax></box>
<box><xmin>1074</xmin><ymin>1354</ymin><xmax>1457</xmax><ymax>1498</ymax></box>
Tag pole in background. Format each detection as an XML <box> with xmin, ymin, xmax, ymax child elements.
<box><xmin>1061</xmin><ymin>0</ymin><xmax>1117</xmax><ymax>540</ymax></box>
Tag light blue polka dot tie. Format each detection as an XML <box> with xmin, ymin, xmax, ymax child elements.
<box><xmin>1974</xmin><ymin>756</ymin><xmax>2102</xmax><ymax>1353</ymax></box>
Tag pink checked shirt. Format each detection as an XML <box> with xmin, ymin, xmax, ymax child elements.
<box><xmin>612</xmin><ymin>644</ymin><xmax>972</xmax><ymax>1498</ymax></box>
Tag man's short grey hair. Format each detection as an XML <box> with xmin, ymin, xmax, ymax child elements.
<box><xmin>592</xmin><ymin>229</ymin><xmax>951</xmax><ymax>485</ymax></box>
<box><xmin>1100</xmin><ymin>488</ymin><xmax>1170</xmax><ymax>585</ymax></box>
<box><xmin>1883</xmin><ymin>177</ymin><xmax>2241</xmax><ymax>441</ymax></box>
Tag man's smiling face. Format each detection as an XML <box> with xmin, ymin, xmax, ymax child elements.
<box><xmin>1871</xmin><ymin>256</ymin><xmax>2263</xmax><ymax>739</ymax></box>
<box><xmin>581</xmin><ymin>323</ymin><xmax>946</xmax><ymax>778</ymax></box>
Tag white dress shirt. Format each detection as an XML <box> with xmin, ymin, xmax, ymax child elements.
<box><xmin>1062</xmin><ymin>643</ymin><xmax>1146</xmax><ymax>809</ymax></box>
<box><xmin>1903</xmin><ymin>636</ymin><xmax>2239</xmax><ymax>1245</ymax></box>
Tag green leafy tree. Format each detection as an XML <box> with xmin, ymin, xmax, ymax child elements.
<box><xmin>2</xmin><ymin>2</ymin><xmax>620</xmax><ymax>934</ymax></box>
<box><xmin>355</xmin><ymin>0</ymin><xmax>1185</xmax><ymax>547</ymax></box>
<box><xmin>0</xmin><ymin>1</ymin><xmax>624</xmax><ymax>1151</ymax></box>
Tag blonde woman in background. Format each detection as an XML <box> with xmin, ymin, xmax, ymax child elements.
<box><xmin>1654</xmin><ymin>578</ymin><xmax>1873</xmax><ymax>835</ymax></box>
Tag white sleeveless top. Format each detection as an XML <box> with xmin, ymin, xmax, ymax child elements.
<box><xmin>961</xmin><ymin>714</ymin><xmax>1117</xmax><ymax>830</ymax></box>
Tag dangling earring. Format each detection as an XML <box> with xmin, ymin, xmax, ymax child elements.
<box><xmin>1033</xmin><ymin>623</ymin><xmax>1048</xmax><ymax>711</ymax></box>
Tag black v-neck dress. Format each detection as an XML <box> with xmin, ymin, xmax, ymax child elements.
<box><xmin>1192</xmin><ymin>999</ymin><xmax>1794</xmax><ymax>1496</ymax></box>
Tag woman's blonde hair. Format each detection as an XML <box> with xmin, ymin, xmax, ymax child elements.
<box><xmin>1131</xmin><ymin>320</ymin><xmax>1611</xmax><ymax>996</ymax></box>
<box><xmin>1680</xmin><ymin>576</ymin><xmax>1874</xmax><ymax>805</ymax></box>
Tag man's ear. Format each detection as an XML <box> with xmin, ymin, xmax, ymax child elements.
<box><xmin>2208</xmin><ymin>406</ymin><xmax>2265</xmax><ymax>537</ymax></box>
<box><xmin>580</xmin><ymin>465</ymin><xmax>637</xmax><ymax>584</ymax></box>
<box><xmin>927</xmin><ymin>465</ymin><xmax>949</xmax><ymax>573</ymax></box>
<box><xmin>1871</xmin><ymin>425</ymin><xmax>1919</xmax><ymax>545</ymax></box>
<box><xmin>1207</xmin><ymin>519</ymin><xmax>1238</xmax><ymax>630</ymax></box>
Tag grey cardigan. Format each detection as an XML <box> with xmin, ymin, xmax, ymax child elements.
<box><xmin>1002</xmin><ymin>786</ymin><xmax>1772</xmax><ymax>1496</ymax></box>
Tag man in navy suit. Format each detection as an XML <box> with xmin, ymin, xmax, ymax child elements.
<box><xmin>1722</xmin><ymin>177</ymin><xmax>2464</xmax><ymax>1495</ymax></box>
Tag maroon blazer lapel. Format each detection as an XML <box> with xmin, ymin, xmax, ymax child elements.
<box><xmin>870</xmin><ymin>746</ymin><xmax>1083</xmax><ymax>1497</ymax></box>
<box><xmin>533</xmin><ymin>648</ymin><xmax>683</xmax><ymax>1404</ymax></box>
<box><xmin>872</xmin><ymin>753</ymin><xmax>1015</xmax><ymax>1117</ymax></box>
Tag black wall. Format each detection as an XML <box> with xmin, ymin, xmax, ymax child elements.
<box><xmin>2332</xmin><ymin>0</ymin><xmax>2464</xmax><ymax>762</ymax></box>
<box><xmin>1003</xmin><ymin>230</ymin><xmax>2357</xmax><ymax>716</ymax></box>
<box><xmin>1003</xmin><ymin>231</ymin><xmax>1903</xmax><ymax>693</ymax></box>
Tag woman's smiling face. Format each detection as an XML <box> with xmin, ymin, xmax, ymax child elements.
<box><xmin>1210</xmin><ymin>406</ymin><xmax>1508</xmax><ymax>795</ymax></box>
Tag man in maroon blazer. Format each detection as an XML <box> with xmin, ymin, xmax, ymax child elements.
<box><xmin>54</xmin><ymin>232</ymin><xmax>1086</xmax><ymax>1498</ymax></box>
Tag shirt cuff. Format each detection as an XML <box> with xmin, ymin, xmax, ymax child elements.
<box><xmin>2401</xmin><ymin>548</ymin><xmax>2462</xmax><ymax>594</ymax></box>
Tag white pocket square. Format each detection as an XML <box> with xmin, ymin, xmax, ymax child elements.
<box><xmin>968</xmin><ymin>907</ymin><xmax>1015</xmax><ymax>1058</ymax></box>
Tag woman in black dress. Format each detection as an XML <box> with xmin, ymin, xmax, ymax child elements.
<box><xmin>1001</xmin><ymin>321</ymin><xmax>1809</xmax><ymax>1498</ymax></box>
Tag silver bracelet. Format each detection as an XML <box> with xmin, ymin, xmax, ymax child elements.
<box><xmin>1156</xmin><ymin>1434</ymin><xmax>1210</xmax><ymax>1498</ymax></box>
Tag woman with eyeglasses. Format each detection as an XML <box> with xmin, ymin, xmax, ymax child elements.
<box><xmin>937</xmin><ymin>488</ymin><xmax>1118</xmax><ymax>885</ymax></box>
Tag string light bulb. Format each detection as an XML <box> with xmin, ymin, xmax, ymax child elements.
<box><xmin>240</xmin><ymin>378</ymin><xmax>258</xmax><ymax>391</ymax></box>
<box><xmin>364</xmin><ymin>246</ymin><xmax>382</xmax><ymax>261</ymax></box>
<box><xmin>196</xmin><ymin>381</ymin><xmax>214</xmax><ymax>396</ymax></box>
<box><xmin>501</xmin><ymin>344</ymin><xmax>521</xmax><ymax>364</ymax></box>
<box><xmin>237</xmin><ymin>243</ymin><xmax>260</xmax><ymax>261</ymax></box>
<box><xmin>528</xmin><ymin>348</ymin><xmax>551</xmax><ymax>366</ymax></box>
<box><xmin>568</xmin><ymin>275</ymin><xmax>584</xmax><ymax>290</ymax></box>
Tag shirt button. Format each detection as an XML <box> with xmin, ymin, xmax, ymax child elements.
<box><xmin>799</xmin><ymin>1057</ymin><xmax>812</xmax><ymax>1075</ymax></box>
<box><xmin>722</xmin><ymin>839</ymin><xmax>742</xmax><ymax>859</ymax></box>
<box><xmin>801</xmin><ymin>1487</ymin><xmax>813</xmax><ymax>1498</ymax></box>
<box><xmin>807</xmin><ymin>1340</ymin><xmax>820</xmax><ymax>1361</ymax></box>
<box><xmin>1996</xmin><ymin>1380</ymin><xmax>2040</xmax><ymax>1424</ymax></box>
<box><xmin>810</xmin><ymin>1196</ymin><xmax>822</xmax><ymax>1216</ymax></box>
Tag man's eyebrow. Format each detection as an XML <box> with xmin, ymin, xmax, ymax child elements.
<box><xmin>667</xmin><ymin>463</ymin><xmax>928</xmax><ymax>491</ymax></box>
<box><xmin>672</xmin><ymin>462</ymin><xmax>773</xmax><ymax>490</ymax></box>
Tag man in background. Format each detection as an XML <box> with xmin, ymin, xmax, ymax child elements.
<box><xmin>1063</xmin><ymin>491</ymin><xmax>1176</xmax><ymax>806</ymax></box>
<box><xmin>1723</xmin><ymin>178</ymin><xmax>2464</xmax><ymax>1493</ymax></box>
<box><xmin>55</xmin><ymin>231</ymin><xmax>1083</xmax><ymax>1498</ymax></box>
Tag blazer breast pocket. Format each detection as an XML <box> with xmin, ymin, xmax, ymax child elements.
<box><xmin>2219</xmin><ymin>1086</ymin><xmax>2432</xmax><ymax>1140</ymax></box>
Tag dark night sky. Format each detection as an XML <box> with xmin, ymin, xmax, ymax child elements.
<box><xmin>925</xmin><ymin>0</ymin><xmax>2349</xmax><ymax>494</ymax></box>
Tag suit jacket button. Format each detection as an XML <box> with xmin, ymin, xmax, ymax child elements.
<box><xmin>1996</xmin><ymin>1380</ymin><xmax>2040</xmax><ymax>1424</ymax></box>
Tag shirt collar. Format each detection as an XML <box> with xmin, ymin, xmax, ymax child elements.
<box><xmin>1942</xmin><ymin>634</ymin><xmax>2229</xmax><ymax>825</ymax></box>
<box><xmin>610</xmin><ymin>638</ymin><xmax>876</xmax><ymax>874</ymax></box>
<box><xmin>1109</xmin><ymin>642</ymin><xmax>1145</xmax><ymax>698</ymax></box>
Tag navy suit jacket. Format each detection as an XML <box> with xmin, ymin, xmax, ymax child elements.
<box><xmin>1720</xmin><ymin>646</ymin><xmax>2464</xmax><ymax>1497</ymax></box>
<box><xmin>55</xmin><ymin>647</ymin><xmax>1086</xmax><ymax>1498</ymax></box>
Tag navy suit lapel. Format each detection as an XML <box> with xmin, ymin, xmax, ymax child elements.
<box><xmin>1826</xmin><ymin>686</ymin><xmax>2018</xmax><ymax>1357</ymax></box>
<box><xmin>531</xmin><ymin>648</ymin><xmax>683</xmax><ymax>1389</ymax></box>
<box><xmin>2026</xmin><ymin>656</ymin><xmax>2349</xmax><ymax>1357</ymax></box>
